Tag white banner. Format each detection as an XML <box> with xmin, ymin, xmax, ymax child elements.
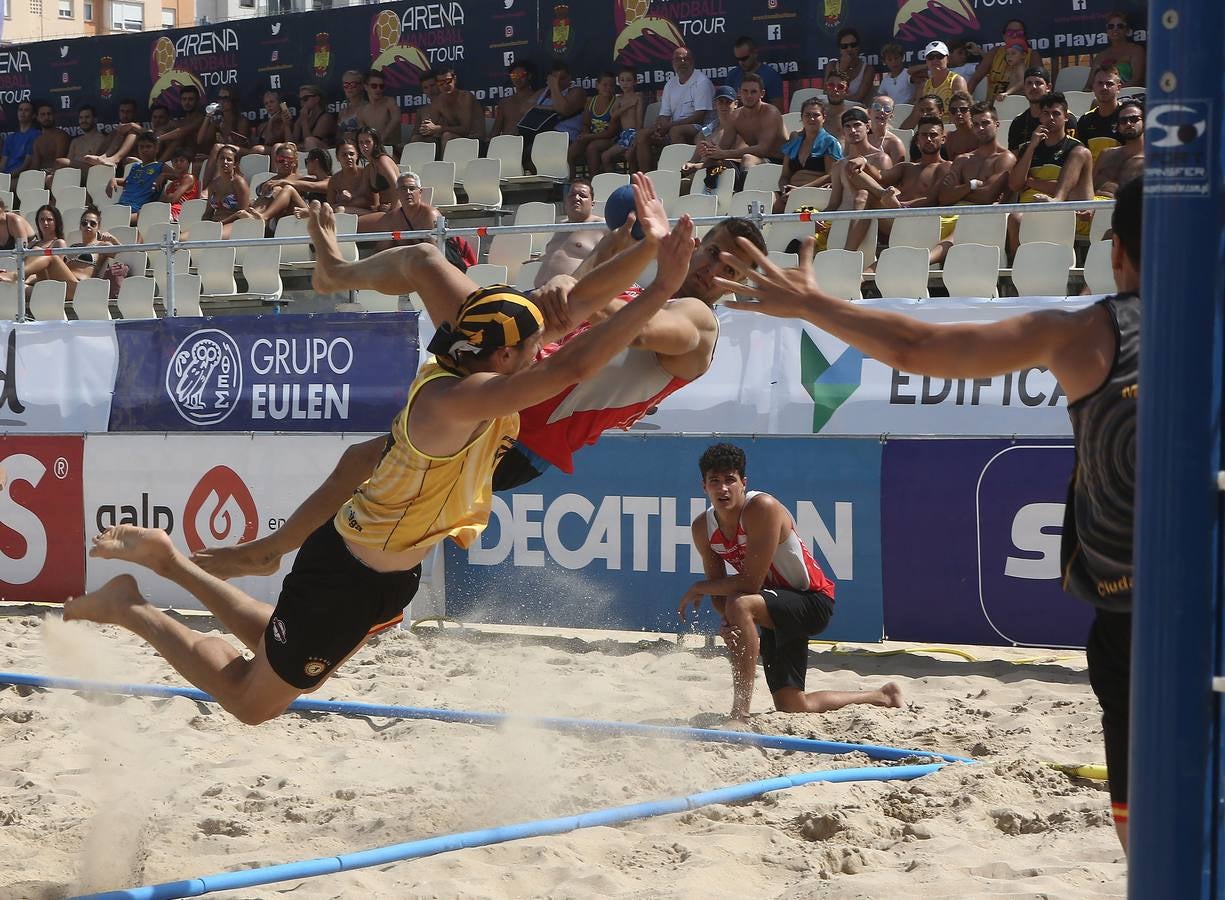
<box><xmin>83</xmin><ymin>434</ymin><xmax>370</xmax><ymax>607</ymax></box>
<box><xmin>0</xmin><ymin>321</ymin><xmax>117</xmax><ymax>434</ymax></box>
<box><xmin>646</xmin><ymin>296</ymin><xmax>1095</xmax><ymax>437</ymax></box>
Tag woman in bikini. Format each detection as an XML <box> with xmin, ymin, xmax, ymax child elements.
<box><xmin>0</xmin><ymin>200</ymin><xmax>83</xmax><ymax>299</ymax></box>
<box><xmin>336</xmin><ymin>70</ymin><xmax>368</xmax><ymax>142</ymax></box>
<box><xmin>30</xmin><ymin>205</ymin><xmax>66</xmax><ymax>251</ymax></box>
<box><xmin>202</xmin><ymin>144</ymin><xmax>251</xmax><ymax>238</ymax></box>
<box><xmin>1087</xmin><ymin>11</ymin><xmax>1146</xmax><ymax>89</ymax></box>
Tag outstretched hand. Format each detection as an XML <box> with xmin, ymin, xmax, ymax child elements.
<box><xmin>714</xmin><ymin>236</ymin><xmax>824</xmax><ymax>320</ymax></box>
<box><xmin>653</xmin><ymin>215</ymin><xmax>696</xmax><ymax>298</ymax></box>
<box><xmin>630</xmin><ymin>172</ymin><xmax>669</xmax><ymax>245</ymax></box>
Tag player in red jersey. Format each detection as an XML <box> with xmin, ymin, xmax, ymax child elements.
<box><xmin>679</xmin><ymin>442</ymin><xmax>903</xmax><ymax>723</ymax></box>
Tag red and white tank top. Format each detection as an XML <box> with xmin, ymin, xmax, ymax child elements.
<box><xmin>517</xmin><ymin>286</ymin><xmax>695</xmax><ymax>473</ymax></box>
<box><xmin>706</xmin><ymin>491</ymin><xmax>836</xmax><ymax>598</ymax></box>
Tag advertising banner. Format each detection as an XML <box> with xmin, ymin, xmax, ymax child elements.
<box><xmin>648</xmin><ymin>298</ymin><xmax>1091</xmax><ymax>437</ymax></box>
<box><xmin>445</xmin><ymin>434</ymin><xmax>884</xmax><ymax>641</ymax></box>
<box><xmin>880</xmin><ymin>438</ymin><xmax>1093</xmax><ymax>648</ymax></box>
<box><xmin>0</xmin><ymin>436</ymin><xmax>87</xmax><ymax>603</ymax></box>
<box><xmin>1</xmin><ymin>0</ymin><xmax>1146</xmax><ymax>131</ymax></box>
<box><xmin>83</xmin><ymin>433</ymin><xmax>370</xmax><ymax>606</ymax></box>
<box><xmin>0</xmin><ymin>321</ymin><xmax>117</xmax><ymax>435</ymax></box>
<box><xmin>108</xmin><ymin>313</ymin><xmax>418</xmax><ymax>433</ymax></box>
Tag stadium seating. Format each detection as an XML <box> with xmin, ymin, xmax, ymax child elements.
<box><xmin>466</xmin><ymin>263</ymin><xmax>509</xmax><ymax>288</ymax></box>
<box><xmin>116</xmin><ymin>276</ymin><xmax>157</xmax><ymax>319</ymax></box>
<box><xmin>71</xmin><ymin>278</ymin><xmax>113</xmax><ymax>320</ymax></box>
<box><xmin>942</xmin><ymin>243</ymin><xmax>1000</xmax><ymax>297</ymax></box>
<box><xmin>874</xmin><ymin>246</ymin><xmax>931</xmax><ymax>299</ymax></box>
<box><xmin>1083</xmin><ymin>240</ymin><xmax>1117</xmax><ymax>294</ymax></box>
<box><xmin>1054</xmin><ymin>65</ymin><xmax>1090</xmax><ymax>92</ymax></box>
<box><xmin>28</xmin><ymin>279</ymin><xmax>67</xmax><ymax>321</ymax></box>
<box><xmin>1011</xmin><ymin>242</ymin><xmax>1074</xmax><ymax>296</ymax></box>
<box><xmin>812</xmin><ymin>249</ymin><xmax>864</xmax><ymax>301</ymax></box>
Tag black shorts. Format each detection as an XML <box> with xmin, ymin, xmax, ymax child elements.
<box><xmin>1086</xmin><ymin>608</ymin><xmax>1132</xmax><ymax>813</ymax></box>
<box><xmin>265</xmin><ymin>521</ymin><xmax>422</xmax><ymax>690</ymax></box>
<box><xmin>759</xmin><ymin>588</ymin><xmax>835</xmax><ymax>694</ymax></box>
<box><xmin>491</xmin><ymin>442</ymin><xmax>551</xmax><ymax>492</ymax></box>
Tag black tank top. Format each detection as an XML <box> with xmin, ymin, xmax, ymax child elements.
<box><xmin>1060</xmin><ymin>293</ymin><xmax>1139</xmax><ymax>611</ymax></box>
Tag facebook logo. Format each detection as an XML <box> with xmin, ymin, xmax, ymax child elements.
<box><xmin>767</xmin><ymin>24</ymin><xmax>781</xmax><ymax>41</ymax></box>
<box><xmin>1072</xmin><ymin>0</ymin><xmax>1087</xmax><ymax>9</ymax></box>
<box><xmin>270</xmin><ymin>74</ymin><xmax>281</xmax><ymax>89</ymax></box>
<box><xmin>503</xmin><ymin>51</ymin><xmax>515</xmax><ymax>67</ymax></box>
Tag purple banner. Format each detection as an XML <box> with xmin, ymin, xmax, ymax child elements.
<box><xmin>881</xmin><ymin>438</ymin><xmax>1093</xmax><ymax>648</ymax></box>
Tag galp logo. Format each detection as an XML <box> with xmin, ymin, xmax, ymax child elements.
<box><xmin>801</xmin><ymin>331</ymin><xmax>863</xmax><ymax>432</ymax></box>
<box><xmin>182</xmin><ymin>465</ymin><xmax>258</xmax><ymax>555</ymax></box>
<box><xmin>166</xmin><ymin>328</ymin><xmax>242</xmax><ymax>426</ymax></box>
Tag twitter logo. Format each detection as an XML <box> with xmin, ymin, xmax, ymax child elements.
<box><xmin>271</xmin><ymin>22</ymin><xmax>281</xmax><ymax>34</ymax></box>
<box><xmin>504</xmin><ymin>0</ymin><xmax>513</xmax><ymax>8</ymax></box>
<box><xmin>60</xmin><ymin>46</ymin><xmax>69</xmax><ymax>57</ymax></box>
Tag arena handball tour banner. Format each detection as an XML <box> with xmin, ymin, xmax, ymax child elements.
<box><xmin>107</xmin><ymin>312</ymin><xmax>418</xmax><ymax>433</ymax></box>
<box><xmin>0</xmin><ymin>0</ymin><xmax>1146</xmax><ymax>131</ymax></box>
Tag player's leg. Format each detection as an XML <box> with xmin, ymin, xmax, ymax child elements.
<box><xmin>1087</xmin><ymin>608</ymin><xmax>1132</xmax><ymax>852</ymax></box>
<box><xmin>773</xmin><ymin>681</ymin><xmax>904</xmax><ymax>713</ymax></box>
<box><xmin>722</xmin><ymin>591</ymin><xmax>773</xmax><ymax>718</ymax></box>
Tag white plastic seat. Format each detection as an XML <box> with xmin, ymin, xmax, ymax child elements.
<box><xmin>1011</xmin><ymin>242</ymin><xmax>1074</xmax><ymax>296</ymax></box>
<box><xmin>669</xmin><ymin>193</ymin><xmax>718</xmax><ymax>237</ymax></box>
<box><xmin>57</xmin><ymin>207</ymin><xmax>85</xmax><ymax>243</ymax></box>
<box><xmin>54</xmin><ymin>185</ymin><xmax>87</xmax><ymax>210</ymax></box>
<box><xmin>466</xmin><ymin>263</ymin><xmax>509</xmax><ymax>288</ymax></box>
<box><xmin>644</xmin><ymin>169</ymin><xmax>681</xmax><ymax>210</ymax></box>
<box><xmin>351</xmin><ymin>290</ymin><xmax>401</xmax><ymax>312</ymax></box>
<box><xmin>194</xmin><ymin>246</ymin><xmax>237</xmax><ymax>298</ymax></box>
<box><xmin>455</xmin><ymin>157</ymin><xmax>502</xmax><ymax>209</ymax></box>
<box><xmin>333</xmin><ymin>212</ymin><xmax>360</xmax><ymax>262</ymax></box>
<box><xmin>418</xmin><ymin>161</ymin><xmax>457</xmax><ymax>206</ymax></box>
<box><xmin>591</xmin><ymin>172</ymin><xmax>630</xmax><ymax>204</ymax></box>
<box><xmin>887</xmin><ymin>214</ymin><xmax>940</xmax><ymax>250</ymax></box>
<box><xmin>515</xmin><ymin>260</ymin><xmax>543</xmax><ymax>291</ymax></box>
<box><xmin>85</xmin><ymin>164</ymin><xmax>116</xmax><ymax>206</ymax></box>
<box><xmin>238</xmin><ymin>245</ymin><xmax>283</xmax><ymax>303</ymax></box>
<box><xmin>248</xmin><ymin>171</ymin><xmax>274</xmax><ymax>196</ymax></box>
<box><xmin>28</xmin><ymin>279</ymin><xmax>67</xmax><ymax>321</ymax></box>
<box><xmin>888</xmin><ymin>127</ymin><xmax>913</xmax><ymax>149</ymax></box>
<box><xmin>100</xmin><ymin>204</ymin><xmax>132</xmax><ymax>231</ymax></box>
<box><xmin>742</xmin><ymin>163</ymin><xmax>783</xmax><ymax>195</ymax></box>
<box><xmin>656</xmin><ymin>143</ymin><xmax>695</xmax><ymax>173</ymax></box>
<box><xmin>1054</xmin><ymin>65</ymin><xmax>1090</xmax><ymax>93</ymax></box>
<box><xmin>170</xmin><ymin>273</ymin><xmax>203</xmax><ymax>316</ymax></box>
<box><xmin>994</xmin><ymin>94</ymin><xmax>1030</xmax><ymax>121</ymax></box>
<box><xmin>784</xmin><ymin>186</ymin><xmax>832</xmax><ymax>212</ymax></box>
<box><xmin>513</xmin><ymin>201</ymin><xmax>556</xmax><ymax>257</ymax></box>
<box><xmin>17</xmin><ymin>187</ymin><xmax>48</xmax><ymax>212</ymax></box>
<box><xmin>486</xmin><ymin>233</ymin><xmax>533</xmax><ymax>284</ymax></box>
<box><xmin>528</xmin><ymin>131</ymin><xmax>569</xmax><ymax>181</ymax></box>
<box><xmin>952</xmin><ymin>211</ymin><xmax>1007</xmax><ymax>252</ymax></box>
<box><xmin>228</xmin><ymin>218</ymin><xmax>267</xmax><ymax>267</ymax></box>
<box><xmin>116</xmin><ymin>275</ymin><xmax>157</xmax><ymax>319</ymax></box>
<box><xmin>176</xmin><ymin>197</ymin><xmax>208</xmax><ymax>232</ymax></box>
<box><xmin>642</xmin><ymin>101</ymin><xmax>661</xmax><ymax>131</ymax></box>
<box><xmin>1083</xmin><ymin>241</ymin><xmax>1118</xmax><ymax>294</ymax></box>
<box><xmin>15</xmin><ymin>170</ymin><xmax>43</xmax><ymax>198</ymax></box>
<box><xmin>487</xmin><ymin>134</ymin><xmax>525</xmax><ymax>180</ymax></box>
<box><xmin>239</xmin><ymin>153</ymin><xmax>270</xmax><ymax>181</ymax></box>
<box><xmin>782</xmin><ymin>111</ymin><xmax>802</xmax><ymax>134</ymax></box>
<box><xmin>828</xmin><ymin>217</ymin><xmax>878</xmax><ymax>264</ymax></box>
<box><xmin>275</xmin><ymin>215</ymin><xmax>313</xmax><ymax>266</ymax></box>
<box><xmin>687</xmin><ymin>166</ymin><xmax>736</xmax><ymax>215</ymax></box>
<box><xmin>1063</xmin><ymin>90</ymin><xmax>1094</xmax><ymax>118</ymax></box>
<box><xmin>766</xmin><ymin>251</ymin><xmax>798</xmax><ymax>268</ymax></box>
<box><xmin>109</xmin><ymin>225</ymin><xmax>139</xmax><ymax>245</ymax></box>
<box><xmin>0</xmin><ymin>190</ymin><xmax>13</xmax><ymax>213</ymax></box>
<box><xmin>114</xmin><ymin>250</ymin><xmax>148</xmax><ymax>278</ymax></box>
<box><xmin>789</xmin><ymin>88</ymin><xmax>824</xmax><ymax>113</ymax></box>
<box><xmin>1088</xmin><ymin>207</ymin><xmax>1113</xmax><ymax>243</ymax></box>
<box><xmin>136</xmin><ymin>202</ymin><xmax>172</xmax><ymax>237</ymax></box>
<box><xmin>441</xmin><ymin>138</ymin><xmax>481</xmax><ymax>183</ymax></box>
<box><xmin>892</xmin><ymin>103</ymin><xmax>914</xmax><ymax>124</ymax></box>
<box><xmin>187</xmin><ymin>220</ymin><xmax>222</xmax><ymax>242</ymax></box>
<box><xmin>0</xmin><ymin>172</ymin><xmax>11</xmax><ymax>192</ymax></box>
<box><xmin>149</xmin><ymin>249</ymin><xmax>191</xmax><ymax>297</ymax></box>
<box><xmin>942</xmin><ymin>243</ymin><xmax>1000</xmax><ymax>297</ymax></box>
<box><xmin>0</xmin><ymin>280</ymin><xmax>19</xmax><ymax>319</ymax></box>
<box><xmin>400</xmin><ymin>142</ymin><xmax>436</xmax><ymax>173</ymax></box>
<box><xmin>765</xmin><ymin>219</ymin><xmax>816</xmax><ymax>253</ymax></box>
<box><xmin>874</xmin><ymin>246</ymin><xmax>931</xmax><ymax>299</ymax></box>
<box><xmin>1118</xmin><ymin>86</ymin><xmax>1145</xmax><ymax>98</ymax></box>
<box><xmin>728</xmin><ymin>190</ymin><xmax>773</xmax><ymax>217</ymax></box>
<box><xmin>811</xmin><ymin>249</ymin><xmax>864</xmax><ymax>301</ymax></box>
<box><xmin>1018</xmin><ymin>208</ymin><xmax>1075</xmax><ymax>247</ymax></box>
<box><xmin>70</xmin><ymin>277</ymin><xmax>113</xmax><ymax>320</ymax></box>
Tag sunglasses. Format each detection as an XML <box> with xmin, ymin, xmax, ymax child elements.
<box><xmin>1004</xmin><ymin>28</ymin><xmax>1025</xmax><ymax>36</ymax></box>
<box><xmin>1106</xmin><ymin>22</ymin><xmax>1127</xmax><ymax>29</ymax></box>
<box><xmin>1119</xmin><ymin>114</ymin><xmax>1143</xmax><ymax>123</ymax></box>
<box><xmin>342</xmin><ymin>80</ymin><xmax>361</xmax><ymax>86</ymax></box>
<box><xmin>870</xmin><ymin>101</ymin><xmax>893</xmax><ymax>112</ymax></box>
<box><xmin>950</xmin><ymin>105</ymin><xmax>971</xmax><ymax>114</ymax></box>
<box><xmin>840</xmin><ymin>41</ymin><xmax>858</xmax><ymax>49</ymax></box>
<box><xmin>437</xmin><ymin>76</ymin><xmax>455</xmax><ymax>85</ymax></box>
<box><xmin>367</xmin><ymin>83</ymin><xmax>385</xmax><ymax>90</ymax></box>
<box><xmin>734</xmin><ymin>54</ymin><xmax>751</xmax><ymax>62</ymax></box>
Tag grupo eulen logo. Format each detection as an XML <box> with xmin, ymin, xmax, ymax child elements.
<box><xmin>182</xmin><ymin>465</ymin><xmax>259</xmax><ymax>555</ymax></box>
<box><xmin>166</xmin><ymin>329</ymin><xmax>243</xmax><ymax>426</ymax></box>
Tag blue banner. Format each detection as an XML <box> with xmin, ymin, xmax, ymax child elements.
<box><xmin>880</xmin><ymin>439</ymin><xmax>1092</xmax><ymax>648</ymax></box>
<box><xmin>108</xmin><ymin>313</ymin><xmax>417</xmax><ymax>433</ymax></box>
<box><xmin>445</xmin><ymin>434</ymin><xmax>883</xmax><ymax>640</ymax></box>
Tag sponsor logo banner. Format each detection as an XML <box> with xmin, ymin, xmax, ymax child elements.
<box><xmin>648</xmin><ymin>298</ymin><xmax>1091</xmax><ymax>437</ymax></box>
<box><xmin>445</xmin><ymin>434</ymin><xmax>883</xmax><ymax>641</ymax></box>
<box><xmin>880</xmin><ymin>438</ymin><xmax>1092</xmax><ymax>648</ymax></box>
<box><xmin>108</xmin><ymin>313</ymin><xmax>418</xmax><ymax>433</ymax></box>
<box><xmin>84</xmin><ymin>434</ymin><xmax>370</xmax><ymax>606</ymax></box>
<box><xmin>0</xmin><ymin>436</ymin><xmax>86</xmax><ymax>602</ymax></box>
<box><xmin>0</xmin><ymin>322</ymin><xmax>117</xmax><ymax>434</ymax></box>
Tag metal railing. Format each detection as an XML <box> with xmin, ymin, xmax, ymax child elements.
<box><xmin>0</xmin><ymin>198</ymin><xmax>1115</xmax><ymax>321</ymax></box>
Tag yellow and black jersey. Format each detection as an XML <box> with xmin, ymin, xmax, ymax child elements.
<box><xmin>1076</xmin><ymin>107</ymin><xmax>1121</xmax><ymax>162</ymax></box>
<box><xmin>1020</xmin><ymin>135</ymin><xmax>1085</xmax><ymax>202</ymax></box>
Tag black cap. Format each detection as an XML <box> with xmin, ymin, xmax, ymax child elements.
<box><xmin>1025</xmin><ymin>66</ymin><xmax>1051</xmax><ymax>84</ymax></box>
<box><xmin>841</xmin><ymin>106</ymin><xmax>869</xmax><ymax>125</ymax></box>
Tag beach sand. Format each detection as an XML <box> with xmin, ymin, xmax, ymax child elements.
<box><xmin>0</xmin><ymin>611</ymin><xmax>1126</xmax><ymax>899</ymax></box>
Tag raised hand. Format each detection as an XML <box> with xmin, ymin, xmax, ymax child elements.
<box><xmin>652</xmin><ymin>214</ymin><xmax>696</xmax><ymax>298</ymax></box>
<box><xmin>714</xmin><ymin>235</ymin><xmax>823</xmax><ymax>320</ymax></box>
<box><xmin>629</xmin><ymin>171</ymin><xmax>669</xmax><ymax>245</ymax></box>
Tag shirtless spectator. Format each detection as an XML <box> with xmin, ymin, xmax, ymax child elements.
<box><xmin>357</xmin><ymin>70</ymin><xmax>401</xmax><ymax>148</ymax></box>
<box><xmin>631</xmin><ymin>48</ymin><xmax>714</xmax><ymax>172</ymax></box>
<box><xmin>1081</xmin><ymin>98</ymin><xmax>1143</xmax><ymax>240</ymax></box>
<box><xmin>419</xmin><ymin>71</ymin><xmax>439</xmax><ymax>106</ymax></box>
<box><xmin>156</xmin><ymin>86</ymin><xmax>205</xmax><ymax>163</ymax></box>
<box><xmin>726</xmin><ymin>35</ymin><xmax>784</xmax><ymax>109</ymax></box>
<box><xmin>202</xmin><ymin>144</ymin><xmax>251</xmax><ymax>237</ymax></box>
<box><xmin>533</xmin><ymin>179</ymin><xmax>604</xmax><ymax>287</ymax></box>
<box><xmin>705</xmin><ymin>74</ymin><xmax>785</xmax><ymax>173</ymax></box>
<box><xmin>596</xmin><ymin>66</ymin><xmax>645</xmax><ymax>175</ymax></box>
<box><xmin>492</xmin><ymin>61</ymin><xmax>538</xmax><ymax>137</ymax></box>
<box><xmin>49</xmin><ymin>106</ymin><xmax>108</xmax><ymax>179</ymax></box>
<box><xmin>84</xmin><ymin>100</ymin><xmax>163</xmax><ymax>169</ymax></box>
<box><xmin>324</xmin><ymin>139</ymin><xmax>373</xmax><ymax>214</ymax></box>
<box><xmin>844</xmin><ymin>115</ymin><xmax>953</xmax><ymax>263</ymax></box>
<box><xmin>27</xmin><ymin>103</ymin><xmax>70</xmax><ymax>174</ymax></box>
<box><xmin>336</xmin><ymin>70</ymin><xmax>368</xmax><ymax>139</ymax></box>
<box><xmin>250</xmin><ymin>91</ymin><xmax>294</xmax><ymax>156</ymax></box>
<box><xmin>938</xmin><ymin>102</ymin><xmax>1017</xmax><ymax>207</ymax></box>
<box><xmin>412</xmin><ymin>66</ymin><xmax>484</xmax><ymax>151</ymax></box>
<box><xmin>822</xmin><ymin>108</ymin><xmax>891</xmax><ymax>252</ymax></box>
<box><xmin>291</xmin><ymin>84</ymin><xmax>337</xmax><ymax>151</ymax></box>
<box><xmin>197</xmin><ymin>89</ymin><xmax>251</xmax><ymax>183</ymax></box>
<box><xmin>1</xmin><ymin>101</ymin><xmax>39</xmax><ymax>175</ymax></box>
<box><xmin>355</xmin><ymin>171</ymin><xmax>436</xmax><ymax>247</ymax></box>
<box><xmin>866</xmin><ymin>95</ymin><xmax>906</xmax><ymax>165</ymax></box>
<box><xmin>944</xmin><ymin>91</ymin><xmax>977</xmax><ymax>158</ymax></box>
<box><xmin>821</xmin><ymin>69</ymin><xmax>861</xmax><ymax>142</ymax></box>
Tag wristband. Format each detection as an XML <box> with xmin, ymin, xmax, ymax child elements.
<box><xmin>969</xmin><ymin>179</ymin><xmax>983</xmax><ymax>190</ymax></box>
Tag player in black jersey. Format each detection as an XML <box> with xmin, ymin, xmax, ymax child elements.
<box><xmin>715</xmin><ymin>177</ymin><xmax>1143</xmax><ymax>854</ymax></box>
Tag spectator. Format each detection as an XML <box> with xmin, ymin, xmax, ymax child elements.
<box><xmin>156</xmin><ymin>85</ymin><xmax>205</xmax><ymax>162</ymax></box>
<box><xmin>250</xmin><ymin>90</ymin><xmax>294</xmax><ymax>156</ymax></box>
<box><xmin>533</xmin><ymin>178</ymin><xmax>603</xmax><ymax>286</ymax></box>
<box><xmin>155</xmin><ymin>148</ymin><xmax>200</xmax><ymax>221</ymax></box>
<box><xmin>336</xmin><ymin>70</ymin><xmax>368</xmax><ymax>138</ymax></box>
<box><xmin>945</xmin><ymin>90</ymin><xmax>978</xmax><ymax>157</ymax></box>
<box><xmin>631</xmin><ymin>48</ymin><xmax>715</xmax><ymax>172</ymax></box>
<box><xmin>30</xmin><ymin>205</ymin><xmax>65</xmax><ymax>250</ymax></box>
<box><xmin>358</xmin><ymin>170</ymin><xmax>434</xmax><ymax>234</ymax></box>
<box><xmin>291</xmin><ymin>84</ymin><xmax>337</xmax><ymax>151</ymax></box>
<box><xmin>357</xmin><ymin>70</ymin><xmax>401</xmax><ymax>147</ymax></box>
<box><xmin>900</xmin><ymin>92</ymin><xmax>943</xmax><ymax>131</ymax></box>
<box><xmin>820</xmin><ymin>69</ymin><xmax>861</xmax><ymax>141</ymax></box>
<box><xmin>706</xmin><ymin>74</ymin><xmax>786</xmax><ymax>170</ymax></box>
<box><xmin>947</xmin><ymin>40</ymin><xmax>982</xmax><ymax>80</ymax></box>
<box><xmin>727</xmin><ymin>35</ymin><xmax>784</xmax><ymax>109</ymax></box>
<box><xmin>113</xmin><ymin>132</ymin><xmax>164</xmax><ymax>222</ymax></box>
<box><xmin>64</xmin><ymin>204</ymin><xmax>120</xmax><ymax>281</ymax></box>
<box><xmin>598</xmin><ymin>66</ymin><xmax>645</xmax><ymax>174</ymax></box>
<box><xmin>773</xmin><ymin>97</ymin><xmax>843</xmax><ymax>211</ymax></box>
<box><xmin>492</xmin><ymin>61</ymin><xmax>538</xmax><ymax>137</ymax></box>
<box><xmin>967</xmin><ymin>18</ymin><xmax>1035</xmax><ymax>98</ymax></box>
<box><xmin>1077</xmin><ymin>64</ymin><xmax>1124</xmax><ymax>161</ymax></box>
<box><xmin>352</xmin><ymin>126</ymin><xmax>400</xmax><ymax>219</ymax></box>
<box><xmin>1088</xmin><ymin>11</ymin><xmax>1146</xmax><ymax>88</ymax></box>
<box><xmin>820</xmin><ymin>108</ymin><xmax>886</xmax><ymax>253</ymax></box>
<box><xmin>202</xmin><ymin>144</ymin><xmax>251</xmax><ymax>237</ymax></box>
<box><xmin>1093</xmin><ymin>98</ymin><xmax>1144</xmax><ymax>198</ymax></box>
<box><xmin>244</xmin><ymin>146</ymin><xmax>332</xmax><ymax>229</ymax></box>
<box><xmin>412</xmin><ymin>65</ymin><xmax>484</xmax><ymax>151</ymax></box>
<box><xmin>52</xmin><ymin>106</ymin><xmax>108</xmax><ymax>174</ymax></box>
<box><xmin>916</xmin><ymin>42</ymin><xmax>967</xmax><ymax>122</ymax></box>
<box><xmin>877</xmin><ymin>43</ymin><xmax>915</xmax><ymax>105</ymax></box>
<box><xmin>938</xmin><ymin>101</ymin><xmax>1017</xmax><ymax>206</ymax></box>
<box><xmin>568</xmin><ymin>72</ymin><xmax>619</xmax><ymax>179</ymax></box>
<box><xmin>27</xmin><ymin>103</ymin><xmax>70</xmax><ymax>174</ymax></box>
<box><xmin>1007</xmin><ymin>67</ymin><xmax>1077</xmax><ymax>153</ymax></box>
<box><xmin>684</xmin><ymin>85</ymin><xmax>740</xmax><ymax>183</ymax></box>
<box><xmin>0</xmin><ymin>198</ymin><xmax>37</xmax><ymax>286</ymax></box>
<box><xmin>866</xmin><ymin>95</ymin><xmax>906</xmax><ymax>165</ymax></box>
<box><xmin>825</xmin><ymin>28</ymin><xmax>875</xmax><ymax>105</ymax></box>
<box><xmin>419</xmin><ymin>71</ymin><xmax>440</xmax><ymax>105</ymax></box>
<box><xmin>993</xmin><ymin>40</ymin><xmax>1030</xmax><ymax>101</ymax></box>
<box><xmin>82</xmin><ymin>98</ymin><xmax>140</xmax><ymax>168</ymax></box>
<box><xmin>1</xmin><ymin>101</ymin><xmax>38</xmax><ymax>175</ymax></box>
<box><xmin>536</xmin><ymin>60</ymin><xmax>587</xmax><ymax>143</ymax></box>
<box><xmin>327</xmin><ymin>139</ymin><xmax>375</xmax><ymax>213</ymax></box>
<box><xmin>198</xmin><ymin>89</ymin><xmax>252</xmax><ymax>182</ymax></box>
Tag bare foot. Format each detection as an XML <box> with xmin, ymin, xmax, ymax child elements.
<box><xmin>190</xmin><ymin>539</ymin><xmax>282</xmax><ymax>580</ymax></box>
<box><xmin>879</xmin><ymin>681</ymin><xmax>904</xmax><ymax>708</ymax></box>
<box><xmin>306</xmin><ymin>201</ymin><xmax>346</xmax><ymax>294</ymax></box>
<box><xmin>89</xmin><ymin>525</ymin><xmax>179</xmax><ymax>575</ymax></box>
<box><xmin>63</xmin><ymin>574</ymin><xmax>147</xmax><ymax>626</ymax></box>
<box><xmin>721</xmin><ymin>715</ymin><xmax>753</xmax><ymax>732</ymax></box>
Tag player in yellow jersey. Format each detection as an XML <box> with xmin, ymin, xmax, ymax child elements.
<box><xmin>65</xmin><ymin>175</ymin><xmax>694</xmax><ymax>726</ymax></box>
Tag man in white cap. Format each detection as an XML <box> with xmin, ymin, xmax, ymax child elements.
<box><xmin>917</xmin><ymin>40</ymin><xmax>968</xmax><ymax>123</ymax></box>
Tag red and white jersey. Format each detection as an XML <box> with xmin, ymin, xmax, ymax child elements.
<box><xmin>706</xmin><ymin>491</ymin><xmax>836</xmax><ymax>597</ymax></box>
<box><xmin>517</xmin><ymin>286</ymin><xmax>696</xmax><ymax>473</ymax></box>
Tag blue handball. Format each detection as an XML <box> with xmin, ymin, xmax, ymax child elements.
<box><xmin>603</xmin><ymin>183</ymin><xmax>644</xmax><ymax>239</ymax></box>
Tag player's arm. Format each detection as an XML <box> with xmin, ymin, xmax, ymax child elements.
<box><xmin>592</xmin><ymin>295</ymin><xmax>712</xmax><ymax>356</ymax></box>
<box><xmin>678</xmin><ymin>518</ymin><xmax>730</xmax><ymax>621</ymax></box>
<box><xmin>684</xmin><ymin>496</ymin><xmax>786</xmax><ymax>599</ymax></box>
<box><xmin>190</xmin><ymin>434</ymin><xmax>390</xmax><ymax>578</ymax></box>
